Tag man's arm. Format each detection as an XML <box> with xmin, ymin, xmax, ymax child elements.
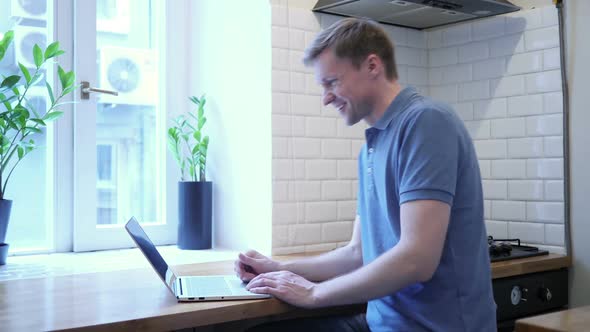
<box><xmin>246</xmin><ymin>200</ymin><xmax>450</xmax><ymax>308</ymax></box>
<box><xmin>236</xmin><ymin>216</ymin><xmax>363</xmax><ymax>282</ymax></box>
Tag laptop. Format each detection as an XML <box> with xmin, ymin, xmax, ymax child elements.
<box><xmin>125</xmin><ymin>217</ymin><xmax>271</xmax><ymax>302</ymax></box>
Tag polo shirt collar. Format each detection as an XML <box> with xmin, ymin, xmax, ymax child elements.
<box><xmin>371</xmin><ymin>86</ymin><xmax>419</xmax><ymax>131</ymax></box>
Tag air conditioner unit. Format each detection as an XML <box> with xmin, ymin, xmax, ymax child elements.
<box><xmin>10</xmin><ymin>0</ymin><xmax>47</xmax><ymax>20</ymax></box>
<box><xmin>14</xmin><ymin>25</ymin><xmax>47</xmax><ymax>69</ymax></box>
<box><xmin>99</xmin><ymin>46</ymin><xmax>158</xmax><ymax>105</ymax></box>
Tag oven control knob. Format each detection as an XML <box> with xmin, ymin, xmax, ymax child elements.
<box><xmin>539</xmin><ymin>287</ymin><xmax>553</xmax><ymax>302</ymax></box>
<box><xmin>511</xmin><ymin>286</ymin><xmax>522</xmax><ymax>305</ymax></box>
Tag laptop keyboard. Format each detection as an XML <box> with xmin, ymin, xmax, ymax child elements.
<box><xmin>183</xmin><ymin>276</ymin><xmax>234</xmax><ymax>297</ymax></box>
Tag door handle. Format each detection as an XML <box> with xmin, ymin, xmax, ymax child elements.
<box><xmin>80</xmin><ymin>81</ymin><xmax>119</xmax><ymax>100</ymax></box>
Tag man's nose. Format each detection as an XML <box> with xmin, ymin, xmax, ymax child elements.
<box><xmin>322</xmin><ymin>91</ymin><xmax>335</xmax><ymax>106</ymax></box>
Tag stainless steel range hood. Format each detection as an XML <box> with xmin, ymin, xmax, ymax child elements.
<box><xmin>312</xmin><ymin>0</ymin><xmax>520</xmax><ymax>30</ymax></box>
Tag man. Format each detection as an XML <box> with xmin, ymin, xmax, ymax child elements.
<box><xmin>235</xmin><ymin>18</ymin><xmax>496</xmax><ymax>331</ymax></box>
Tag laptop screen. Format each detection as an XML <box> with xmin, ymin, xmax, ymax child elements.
<box><xmin>125</xmin><ymin>217</ymin><xmax>169</xmax><ymax>283</ymax></box>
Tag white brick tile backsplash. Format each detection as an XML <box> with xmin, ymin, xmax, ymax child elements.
<box><xmin>491</xmin><ymin>159</ymin><xmax>526</xmax><ymax>179</ymax></box>
<box><xmin>338</xmin><ymin>201</ymin><xmax>357</xmax><ymax>221</ymax></box>
<box><xmin>351</xmin><ymin>140</ymin><xmax>365</xmax><ymax>157</ymax></box>
<box><xmin>273</xmin><ymin>137</ymin><xmax>290</xmax><ymax>158</ymax></box>
<box><xmin>322</xmin><ymin>139</ymin><xmax>351</xmax><ymax>159</ymax></box>
<box><xmin>430</xmin><ymin>85</ymin><xmax>458</xmax><ymax>103</ymax></box>
<box><xmin>407</xmin><ymin>66</ymin><xmax>429</xmax><ymax>85</ymax></box>
<box><xmin>295</xmin><ymin>181</ymin><xmax>321</xmax><ymax>201</ymax></box>
<box><xmin>272</xmin><ymin>92</ymin><xmax>290</xmax><ymax>115</ymax></box>
<box><xmin>489</xmin><ymin>34</ymin><xmax>525</xmax><ymax>57</ymax></box>
<box><xmin>491</xmin><ymin>118</ymin><xmax>525</xmax><ymax>138</ymax></box>
<box><xmin>474</xmin><ymin>98</ymin><xmax>507</xmax><ymax>120</ymax></box>
<box><xmin>486</xmin><ymin>220</ymin><xmax>508</xmax><ymax>238</ymax></box>
<box><xmin>428</xmin><ymin>29</ymin><xmax>443</xmax><ymax>49</ymax></box>
<box><xmin>290</xmin><ymin>71</ymin><xmax>306</xmax><ymax>94</ymax></box>
<box><xmin>291</xmin><ymin>223</ymin><xmax>322</xmax><ymax>245</ymax></box>
<box><xmin>293</xmin><ymin>159</ymin><xmax>305</xmax><ymax>180</ymax></box>
<box><xmin>273</xmin><ymin>114</ymin><xmax>292</xmax><ymax>137</ymax></box>
<box><xmin>526</xmin><ymin>114</ymin><xmax>562</xmax><ymax>136</ymax></box>
<box><xmin>526</xmin><ymin>70</ymin><xmax>562</xmax><ymax>94</ymax></box>
<box><xmin>273</xmin><ymin>225</ymin><xmax>288</xmax><ymax>247</ymax></box>
<box><xmin>458</xmin><ymin>41</ymin><xmax>489</xmax><ymax>63</ymax></box>
<box><xmin>273</xmin><ymin>202</ymin><xmax>297</xmax><ymax>224</ymax></box>
<box><xmin>479</xmin><ymin>160</ymin><xmax>491</xmax><ymax>179</ymax></box>
<box><xmin>506</xmin><ymin>51</ymin><xmax>543</xmax><ymax>75</ymax></box>
<box><xmin>451</xmin><ymin>102</ymin><xmax>474</xmax><ymax>121</ymax></box>
<box><xmin>473</xmin><ymin>58</ymin><xmax>506</xmax><ymax>80</ymax></box>
<box><xmin>505</xmin><ymin>11</ymin><xmax>541</xmax><ymax>34</ymax></box>
<box><xmin>508</xmin><ymin>137</ymin><xmax>543</xmax><ymax>158</ymax></box>
<box><xmin>508</xmin><ymin>180</ymin><xmax>544</xmax><ymax>200</ymax></box>
<box><xmin>543</xmin><ymin>92</ymin><xmax>563</xmax><ymax>114</ymax></box>
<box><xmin>545</xmin><ymin>180</ymin><xmax>564</xmax><ymax>201</ymax></box>
<box><xmin>482</xmin><ymin>180</ymin><xmax>507</xmax><ymax>199</ymax></box>
<box><xmin>465</xmin><ymin>120</ymin><xmax>491</xmax><ymax>140</ymax></box>
<box><xmin>407</xmin><ymin>29</ymin><xmax>427</xmax><ymax>49</ymax></box>
<box><xmin>273</xmin><ymin>159</ymin><xmax>293</xmax><ymax>180</ymax></box>
<box><xmin>305</xmin><ymin>74</ymin><xmax>322</xmax><ymax>95</ymax></box>
<box><xmin>272</xmin><ymin>26</ymin><xmax>290</xmax><ymax>48</ymax></box>
<box><xmin>288</xmin><ymin>8</ymin><xmax>320</xmax><ymax>31</ymax></box>
<box><xmin>337</xmin><ymin>160</ymin><xmax>357</xmax><ymax>179</ymax></box>
<box><xmin>509</xmin><ymin>222</ymin><xmax>544</xmax><ymax>244</ymax></box>
<box><xmin>271</xmin><ymin>5</ymin><xmax>288</xmax><ymax>27</ymax></box>
<box><xmin>484</xmin><ymin>200</ymin><xmax>491</xmax><ymax>219</ymax></box>
<box><xmin>526</xmin><ymin>159</ymin><xmax>563</xmax><ymax>179</ymax></box>
<box><xmin>545</xmin><ymin>224</ymin><xmax>564</xmax><ymax>246</ymax></box>
<box><xmin>490</xmin><ymin>75</ymin><xmax>525</xmax><ymax>98</ymax></box>
<box><xmin>492</xmin><ymin>200</ymin><xmax>526</xmax><ymax>221</ymax></box>
<box><xmin>429</xmin><ymin>67</ymin><xmax>444</xmax><ymax>85</ymax></box>
<box><xmin>429</xmin><ymin>47</ymin><xmax>458</xmax><ymax>67</ymax></box>
<box><xmin>272</xmin><ymin>70</ymin><xmax>290</xmax><ymax>92</ymax></box>
<box><xmin>443</xmin><ymin>64</ymin><xmax>472</xmax><ymax>83</ymax></box>
<box><xmin>292</xmin><ymin>116</ymin><xmax>305</xmax><ymax>136</ymax></box>
<box><xmin>292</xmin><ymin>138</ymin><xmax>321</xmax><ymax>158</ymax></box>
<box><xmin>398</xmin><ymin>47</ymin><xmax>428</xmax><ymax>67</ymax></box>
<box><xmin>459</xmin><ymin>80</ymin><xmax>490</xmax><ymax>101</ymax></box>
<box><xmin>525</xmin><ymin>26</ymin><xmax>559</xmax><ymax>51</ymax></box>
<box><xmin>289</xmin><ymin>29</ymin><xmax>306</xmax><ymax>50</ymax></box>
<box><xmin>472</xmin><ymin>16</ymin><xmax>505</xmax><ymax>41</ymax></box>
<box><xmin>383</xmin><ymin>25</ymin><xmax>408</xmax><ymax>46</ymax></box>
<box><xmin>273</xmin><ymin>181</ymin><xmax>289</xmax><ymax>202</ymax></box>
<box><xmin>305</xmin><ymin>201</ymin><xmax>337</xmax><ymax>223</ymax></box>
<box><xmin>306</xmin><ymin>117</ymin><xmax>336</xmax><ymax>137</ymax></box>
<box><xmin>507</xmin><ymin>94</ymin><xmax>543</xmax><ymax>117</ymax></box>
<box><xmin>443</xmin><ymin>24</ymin><xmax>471</xmax><ymax>46</ymax></box>
<box><xmin>541</xmin><ymin>7</ymin><xmax>558</xmax><ymax>27</ymax></box>
<box><xmin>290</xmin><ymin>50</ymin><xmax>310</xmax><ymax>73</ymax></box>
<box><xmin>322</xmin><ymin>181</ymin><xmax>352</xmax><ymax>200</ymax></box>
<box><xmin>397</xmin><ymin>65</ymin><xmax>408</xmax><ymax>84</ymax></box>
<box><xmin>291</xmin><ymin>94</ymin><xmax>320</xmax><ymax>115</ymax></box>
<box><xmin>544</xmin><ymin>136</ymin><xmax>563</xmax><ymax>157</ymax></box>
<box><xmin>306</xmin><ymin>160</ymin><xmax>337</xmax><ymax>180</ymax></box>
<box><xmin>527</xmin><ymin>202</ymin><xmax>564</xmax><ymax>223</ymax></box>
<box><xmin>273</xmin><ymin>48</ymin><xmax>290</xmax><ymax>70</ymax></box>
<box><xmin>474</xmin><ymin>140</ymin><xmax>507</xmax><ymax>159</ymax></box>
<box><xmin>543</xmin><ymin>48</ymin><xmax>560</xmax><ymax>70</ymax></box>
<box><xmin>336</xmin><ymin>121</ymin><xmax>366</xmax><ymax>139</ymax></box>
<box><xmin>322</xmin><ymin>221</ymin><xmax>353</xmax><ymax>243</ymax></box>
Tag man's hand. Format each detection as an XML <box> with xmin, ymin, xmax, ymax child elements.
<box><xmin>234</xmin><ymin>250</ymin><xmax>280</xmax><ymax>282</ymax></box>
<box><xmin>246</xmin><ymin>271</ymin><xmax>321</xmax><ymax>309</ymax></box>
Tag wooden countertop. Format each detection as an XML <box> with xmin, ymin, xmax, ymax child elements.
<box><xmin>515</xmin><ymin>305</ymin><xmax>590</xmax><ymax>332</ymax></box>
<box><xmin>490</xmin><ymin>253</ymin><xmax>571</xmax><ymax>279</ymax></box>
<box><xmin>0</xmin><ymin>253</ymin><xmax>571</xmax><ymax>331</ymax></box>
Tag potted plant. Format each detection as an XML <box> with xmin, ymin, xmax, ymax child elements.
<box><xmin>0</xmin><ymin>30</ymin><xmax>76</xmax><ymax>264</ymax></box>
<box><xmin>167</xmin><ymin>94</ymin><xmax>211</xmax><ymax>249</ymax></box>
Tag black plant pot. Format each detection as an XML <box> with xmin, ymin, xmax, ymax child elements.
<box><xmin>0</xmin><ymin>199</ymin><xmax>12</xmax><ymax>265</ymax></box>
<box><xmin>178</xmin><ymin>181</ymin><xmax>212</xmax><ymax>250</ymax></box>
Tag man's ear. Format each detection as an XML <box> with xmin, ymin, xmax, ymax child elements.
<box><xmin>365</xmin><ymin>54</ymin><xmax>382</xmax><ymax>78</ymax></box>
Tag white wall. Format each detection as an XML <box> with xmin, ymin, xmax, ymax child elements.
<box><xmin>565</xmin><ymin>0</ymin><xmax>590</xmax><ymax>307</ymax></box>
<box><xmin>188</xmin><ymin>0</ymin><xmax>272</xmax><ymax>254</ymax></box>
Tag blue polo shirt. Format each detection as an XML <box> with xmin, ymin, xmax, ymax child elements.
<box><xmin>357</xmin><ymin>87</ymin><xmax>496</xmax><ymax>331</ymax></box>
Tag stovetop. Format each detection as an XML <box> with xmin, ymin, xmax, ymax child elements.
<box><xmin>488</xmin><ymin>236</ymin><xmax>549</xmax><ymax>263</ymax></box>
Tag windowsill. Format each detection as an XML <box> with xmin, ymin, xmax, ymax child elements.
<box><xmin>0</xmin><ymin>246</ymin><xmax>239</xmax><ymax>282</ymax></box>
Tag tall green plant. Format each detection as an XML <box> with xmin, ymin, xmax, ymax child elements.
<box><xmin>0</xmin><ymin>30</ymin><xmax>76</xmax><ymax>200</ymax></box>
<box><xmin>167</xmin><ymin>95</ymin><xmax>210</xmax><ymax>182</ymax></box>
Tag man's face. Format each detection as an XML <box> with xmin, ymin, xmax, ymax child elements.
<box><xmin>314</xmin><ymin>49</ymin><xmax>373</xmax><ymax>126</ymax></box>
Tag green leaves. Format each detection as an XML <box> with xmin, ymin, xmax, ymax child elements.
<box><xmin>167</xmin><ymin>95</ymin><xmax>211</xmax><ymax>182</ymax></box>
<box><xmin>33</xmin><ymin>44</ymin><xmax>43</xmax><ymax>68</ymax></box>
<box><xmin>1</xmin><ymin>75</ymin><xmax>21</xmax><ymax>89</ymax></box>
<box><xmin>0</xmin><ymin>31</ymin><xmax>14</xmax><ymax>62</ymax></box>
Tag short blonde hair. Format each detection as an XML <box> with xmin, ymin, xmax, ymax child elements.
<box><xmin>303</xmin><ymin>18</ymin><xmax>398</xmax><ymax>81</ymax></box>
